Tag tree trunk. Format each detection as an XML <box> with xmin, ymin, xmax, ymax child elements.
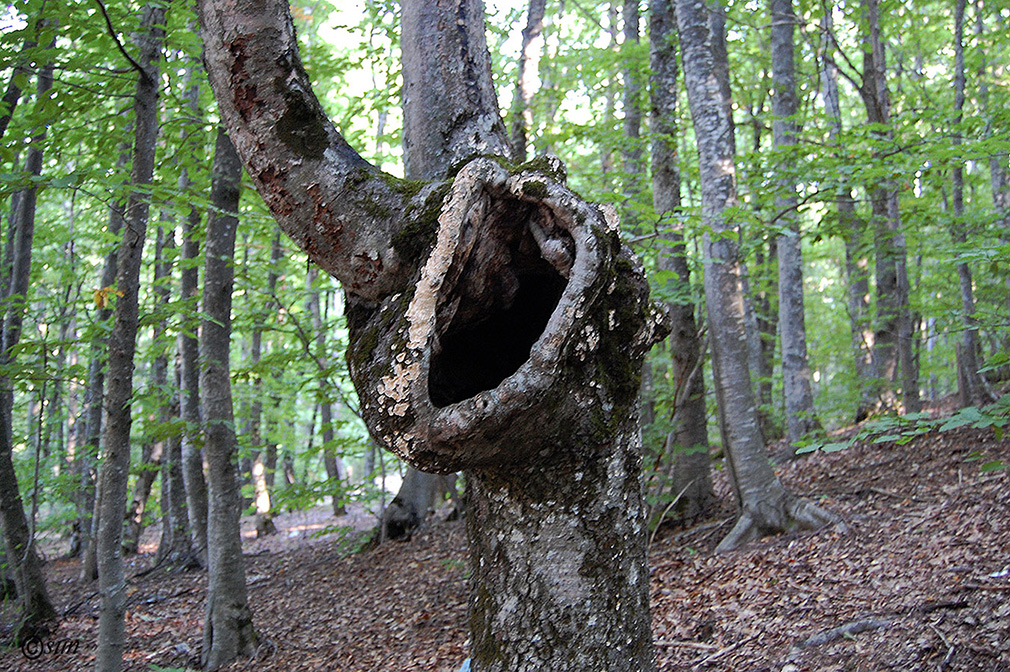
<box><xmin>78</xmin><ymin>146</ymin><xmax>129</xmax><ymax>578</ymax></box>
<box><xmin>381</xmin><ymin>467</ymin><xmax>450</xmax><ymax>541</ymax></box>
<box><xmin>649</xmin><ymin>0</ymin><xmax>712</xmax><ymax>521</ymax></box>
<box><xmin>123</xmin><ymin>223</ymin><xmax>171</xmax><ymax>555</ymax></box>
<box><xmin>198</xmin><ymin>0</ymin><xmax>664</xmax><ymax>669</ymax></box>
<box><xmin>306</xmin><ymin>268</ymin><xmax>347</xmax><ymax>517</ymax></box>
<box><xmin>177</xmin><ymin>67</ymin><xmax>209</xmax><ymax>566</ymax></box>
<box><xmin>818</xmin><ymin>12</ymin><xmax>877</xmax><ymax>420</ymax></box>
<box><xmin>0</xmin><ymin>55</ymin><xmax>57</xmax><ymax>640</ymax></box>
<box><xmin>248</xmin><ymin>232</ymin><xmax>283</xmax><ymax>536</ymax></box>
<box><xmin>200</xmin><ymin>126</ymin><xmax>257</xmax><ymax>670</ymax></box>
<box><xmin>860</xmin><ymin>0</ymin><xmax>918</xmax><ymax>413</ymax></box>
<box><xmin>509</xmin><ymin>0</ymin><xmax>546</xmax><ymax>162</ymax></box>
<box><xmin>674</xmin><ymin>0</ymin><xmax>843</xmax><ymax>553</ymax></box>
<box><xmin>94</xmin><ymin>6</ymin><xmax>165</xmax><ymax>669</ymax></box>
<box><xmin>401</xmin><ymin>0</ymin><xmax>512</xmax><ymax>180</ymax></box>
<box><xmin>623</xmin><ymin>0</ymin><xmax>644</xmax><ymax>225</ymax></box>
<box><xmin>951</xmin><ymin>0</ymin><xmax>993</xmax><ymax>407</ymax></box>
<box><xmin>771</xmin><ymin>0</ymin><xmax>820</xmax><ymax>443</ymax></box>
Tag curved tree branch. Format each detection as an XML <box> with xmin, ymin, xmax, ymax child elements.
<box><xmin>197</xmin><ymin>0</ymin><xmax>433</xmax><ymax>301</ymax></box>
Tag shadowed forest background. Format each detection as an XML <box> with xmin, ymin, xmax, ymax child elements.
<box><xmin>0</xmin><ymin>0</ymin><xmax>1009</xmax><ymax>669</ymax></box>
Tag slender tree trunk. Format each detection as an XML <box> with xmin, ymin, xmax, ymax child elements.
<box><xmin>860</xmin><ymin>0</ymin><xmax>918</xmax><ymax>412</ymax></box>
<box><xmin>975</xmin><ymin>1</ymin><xmax>1010</xmax><ymax>371</ymax></box>
<box><xmin>951</xmin><ymin>0</ymin><xmax>993</xmax><ymax>406</ymax></box>
<box><xmin>306</xmin><ymin>267</ymin><xmax>346</xmax><ymax>517</ymax></box>
<box><xmin>123</xmin><ymin>225</ymin><xmax>171</xmax><ymax>555</ymax></box>
<box><xmin>201</xmin><ymin>126</ymin><xmax>257</xmax><ymax>670</ymax></box>
<box><xmin>248</xmin><ymin>232</ymin><xmax>283</xmax><ymax>536</ymax></box>
<box><xmin>649</xmin><ymin>0</ymin><xmax>712</xmax><ymax>521</ymax></box>
<box><xmin>94</xmin><ymin>6</ymin><xmax>165</xmax><ymax>669</ymax></box>
<box><xmin>510</xmin><ymin>0</ymin><xmax>546</xmax><ymax>162</ymax></box>
<box><xmin>623</xmin><ymin>0</ymin><xmax>644</xmax><ymax>223</ymax></box>
<box><xmin>177</xmin><ymin>67</ymin><xmax>209</xmax><ymax>565</ymax></box>
<box><xmin>0</xmin><ymin>56</ymin><xmax>57</xmax><ymax>641</ymax></box>
<box><xmin>675</xmin><ymin>0</ymin><xmax>843</xmax><ymax>552</ymax></box>
<box><xmin>819</xmin><ymin>11</ymin><xmax>877</xmax><ymax>420</ymax></box>
<box><xmin>771</xmin><ymin>0</ymin><xmax>820</xmax><ymax>442</ymax></box>
<box><xmin>78</xmin><ymin>146</ymin><xmax>128</xmax><ymax>577</ymax></box>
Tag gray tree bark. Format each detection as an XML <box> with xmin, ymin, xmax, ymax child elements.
<box><xmin>819</xmin><ymin>10</ymin><xmax>877</xmax><ymax>421</ymax></box>
<box><xmin>951</xmin><ymin>0</ymin><xmax>993</xmax><ymax>407</ymax></box>
<box><xmin>123</xmin><ymin>225</ymin><xmax>171</xmax><ymax>555</ymax></box>
<box><xmin>771</xmin><ymin>0</ymin><xmax>820</xmax><ymax>443</ymax></box>
<box><xmin>248</xmin><ymin>232</ymin><xmax>283</xmax><ymax>536</ymax></box>
<box><xmin>0</xmin><ymin>54</ymin><xmax>57</xmax><ymax>641</ymax></box>
<box><xmin>94</xmin><ymin>5</ymin><xmax>165</xmax><ymax>669</ymax></box>
<box><xmin>177</xmin><ymin>66</ymin><xmax>209</xmax><ymax>566</ymax></box>
<box><xmin>859</xmin><ymin>0</ymin><xmax>919</xmax><ymax>413</ymax></box>
<box><xmin>649</xmin><ymin>0</ymin><xmax>712</xmax><ymax>521</ymax></box>
<box><xmin>200</xmin><ymin>126</ymin><xmax>257</xmax><ymax>669</ymax></box>
<box><xmin>306</xmin><ymin>266</ymin><xmax>347</xmax><ymax>518</ymax></box>
<box><xmin>197</xmin><ymin>0</ymin><xmax>663</xmax><ymax>669</ymax></box>
<box><xmin>77</xmin><ymin>146</ymin><xmax>128</xmax><ymax>577</ymax></box>
<box><xmin>675</xmin><ymin>0</ymin><xmax>844</xmax><ymax>552</ymax></box>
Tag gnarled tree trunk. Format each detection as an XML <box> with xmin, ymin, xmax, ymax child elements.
<box><xmin>197</xmin><ymin>0</ymin><xmax>664</xmax><ymax>669</ymax></box>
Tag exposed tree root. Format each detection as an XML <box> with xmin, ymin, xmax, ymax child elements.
<box><xmin>715</xmin><ymin>495</ymin><xmax>848</xmax><ymax>553</ymax></box>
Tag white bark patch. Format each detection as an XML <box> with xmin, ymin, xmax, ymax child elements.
<box><xmin>405</xmin><ymin>159</ymin><xmax>501</xmax><ymax>349</ymax></box>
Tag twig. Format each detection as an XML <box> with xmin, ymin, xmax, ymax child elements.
<box><xmin>868</xmin><ymin>486</ymin><xmax>905</xmax><ymax>500</ymax></box>
<box><xmin>791</xmin><ymin>617</ymin><xmax>892</xmax><ymax>652</ymax></box>
<box><xmin>655</xmin><ymin>640</ymin><xmax>718</xmax><ymax>651</ymax></box>
<box><xmin>962</xmin><ymin>582</ymin><xmax>1010</xmax><ymax>591</ymax></box>
<box><xmin>690</xmin><ymin>635</ymin><xmax>755</xmax><ymax>669</ymax></box>
<box><xmin>92</xmin><ymin>0</ymin><xmax>150</xmax><ymax>81</ymax></box>
<box><xmin>649</xmin><ymin>480</ymin><xmax>695</xmax><ymax>547</ymax></box>
<box><xmin>927</xmin><ymin>622</ymin><xmax>955</xmax><ymax>671</ymax></box>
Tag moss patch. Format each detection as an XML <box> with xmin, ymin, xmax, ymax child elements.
<box><xmin>392</xmin><ymin>182</ymin><xmax>451</xmax><ymax>263</ymax></box>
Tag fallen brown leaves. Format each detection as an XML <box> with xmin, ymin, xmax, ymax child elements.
<box><xmin>2</xmin><ymin>424</ymin><xmax>1007</xmax><ymax>671</ymax></box>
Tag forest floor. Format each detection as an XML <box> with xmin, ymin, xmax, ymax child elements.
<box><xmin>2</xmin><ymin>419</ymin><xmax>1009</xmax><ymax>671</ymax></box>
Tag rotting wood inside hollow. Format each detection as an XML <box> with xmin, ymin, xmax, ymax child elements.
<box><xmin>427</xmin><ymin>198</ymin><xmax>571</xmax><ymax>407</ymax></box>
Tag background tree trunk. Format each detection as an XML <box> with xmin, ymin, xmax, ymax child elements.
<box><xmin>306</xmin><ymin>268</ymin><xmax>347</xmax><ymax>518</ymax></box>
<box><xmin>951</xmin><ymin>0</ymin><xmax>992</xmax><ymax>407</ymax></box>
<box><xmin>200</xmin><ymin>126</ymin><xmax>257</xmax><ymax>670</ymax></box>
<box><xmin>649</xmin><ymin>0</ymin><xmax>712</xmax><ymax>521</ymax></box>
<box><xmin>819</xmin><ymin>10</ymin><xmax>877</xmax><ymax>421</ymax></box>
<box><xmin>771</xmin><ymin>0</ymin><xmax>821</xmax><ymax>443</ymax></box>
<box><xmin>77</xmin><ymin>146</ymin><xmax>129</xmax><ymax>578</ymax></box>
<box><xmin>0</xmin><ymin>53</ymin><xmax>57</xmax><ymax>640</ymax></box>
<box><xmin>177</xmin><ymin>65</ymin><xmax>209</xmax><ymax>566</ymax></box>
<box><xmin>95</xmin><ymin>5</ymin><xmax>165</xmax><ymax>669</ymax></box>
<box><xmin>860</xmin><ymin>0</ymin><xmax>919</xmax><ymax>413</ymax></box>
<box><xmin>675</xmin><ymin>0</ymin><xmax>843</xmax><ymax>552</ymax></box>
<box><xmin>510</xmin><ymin>0</ymin><xmax>546</xmax><ymax>162</ymax></box>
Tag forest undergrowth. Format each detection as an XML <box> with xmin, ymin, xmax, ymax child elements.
<box><xmin>1</xmin><ymin>421</ymin><xmax>1008</xmax><ymax>672</ymax></box>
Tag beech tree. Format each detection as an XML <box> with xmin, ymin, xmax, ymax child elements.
<box><xmin>770</xmin><ymin>0</ymin><xmax>820</xmax><ymax>442</ymax></box>
<box><xmin>196</xmin><ymin>0</ymin><xmax>664</xmax><ymax>669</ymax></box>
<box><xmin>200</xmin><ymin>126</ymin><xmax>257</xmax><ymax>669</ymax></box>
<box><xmin>0</xmin><ymin>29</ymin><xmax>57</xmax><ymax>640</ymax></box>
<box><xmin>649</xmin><ymin>0</ymin><xmax>712</xmax><ymax>519</ymax></box>
<box><xmin>674</xmin><ymin>0</ymin><xmax>844</xmax><ymax>552</ymax></box>
<box><xmin>94</xmin><ymin>3</ymin><xmax>165</xmax><ymax>670</ymax></box>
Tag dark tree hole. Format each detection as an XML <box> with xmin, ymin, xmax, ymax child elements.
<box><xmin>428</xmin><ymin>227</ymin><xmax>568</xmax><ymax>408</ymax></box>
